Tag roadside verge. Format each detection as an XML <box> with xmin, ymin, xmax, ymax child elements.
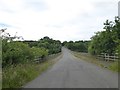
<box><xmin>71</xmin><ymin>51</ymin><xmax>119</xmax><ymax>72</ymax></box>
<box><xmin>2</xmin><ymin>52</ymin><xmax>63</xmax><ymax>88</ymax></box>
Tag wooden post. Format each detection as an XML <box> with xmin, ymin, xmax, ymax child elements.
<box><xmin>108</xmin><ymin>54</ymin><xmax>109</xmax><ymax>61</ymax></box>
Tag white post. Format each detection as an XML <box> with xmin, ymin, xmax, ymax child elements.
<box><xmin>114</xmin><ymin>54</ymin><xmax>115</xmax><ymax>61</ymax></box>
<box><xmin>104</xmin><ymin>53</ymin><xmax>105</xmax><ymax>61</ymax></box>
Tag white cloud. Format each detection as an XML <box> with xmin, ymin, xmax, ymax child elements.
<box><xmin>0</xmin><ymin>0</ymin><xmax>119</xmax><ymax>42</ymax></box>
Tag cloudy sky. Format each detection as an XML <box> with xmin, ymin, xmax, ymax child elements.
<box><xmin>0</xmin><ymin>0</ymin><xmax>119</xmax><ymax>42</ymax></box>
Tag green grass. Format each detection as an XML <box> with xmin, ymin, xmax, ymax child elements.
<box><xmin>0</xmin><ymin>69</ymin><xmax>2</xmax><ymax>90</ymax></box>
<box><xmin>108</xmin><ymin>61</ymin><xmax>120</xmax><ymax>72</ymax></box>
<box><xmin>72</xmin><ymin>51</ymin><xmax>119</xmax><ymax>72</ymax></box>
<box><xmin>72</xmin><ymin>51</ymin><xmax>104</xmax><ymax>67</ymax></box>
<box><xmin>2</xmin><ymin>53</ymin><xmax>62</xmax><ymax>88</ymax></box>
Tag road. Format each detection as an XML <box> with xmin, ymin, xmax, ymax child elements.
<box><xmin>24</xmin><ymin>48</ymin><xmax>118</xmax><ymax>88</ymax></box>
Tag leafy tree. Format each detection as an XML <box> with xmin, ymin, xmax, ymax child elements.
<box><xmin>88</xmin><ymin>17</ymin><xmax>120</xmax><ymax>56</ymax></box>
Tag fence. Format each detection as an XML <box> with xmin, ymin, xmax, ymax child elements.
<box><xmin>34</xmin><ymin>53</ymin><xmax>62</xmax><ymax>63</ymax></box>
<box><xmin>97</xmin><ymin>53</ymin><xmax>119</xmax><ymax>61</ymax></box>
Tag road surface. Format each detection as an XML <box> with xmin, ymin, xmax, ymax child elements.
<box><xmin>24</xmin><ymin>48</ymin><xmax>118</xmax><ymax>88</ymax></box>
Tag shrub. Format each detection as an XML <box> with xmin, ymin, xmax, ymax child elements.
<box><xmin>2</xmin><ymin>41</ymin><xmax>32</xmax><ymax>67</ymax></box>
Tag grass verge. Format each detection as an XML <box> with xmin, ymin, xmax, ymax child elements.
<box><xmin>2</xmin><ymin>52</ymin><xmax>62</xmax><ymax>88</ymax></box>
<box><xmin>71</xmin><ymin>51</ymin><xmax>119</xmax><ymax>72</ymax></box>
<box><xmin>108</xmin><ymin>61</ymin><xmax>120</xmax><ymax>72</ymax></box>
<box><xmin>0</xmin><ymin>69</ymin><xmax>2</xmax><ymax>90</ymax></box>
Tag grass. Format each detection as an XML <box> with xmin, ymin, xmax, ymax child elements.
<box><xmin>0</xmin><ymin>67</ymin><xmax>1</xmax><ymax>89</ymax></box>
<box><xmin>108</xmin><ymin>61</ymin><xmax>120</xmax><ymax>72</ymax></box>
<box><xmin>72</xmin><ymin>51</ymin><xmax>119</xmax><ymax>72</ymax></box>
<box><xmin>2</xmin><ymin>53</ymin><xmax>62</xmax><ymax>88</ymax></box>
<box><xmin>72</xmin><ymin>51</ymin><xmax>104</xmax><ymax>67</ymax></box>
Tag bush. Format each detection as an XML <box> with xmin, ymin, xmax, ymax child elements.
<box><xmin>31</xmin><ymin>47</ymin><xmax>48</xmax><ymax>59</ymax></box>
<box><xmin>2</xmin><ymin>41</ymin><xmax>32</xmax><ymax>67</ymax></box>
<box><xmin>2</xmin><ymin>40</ymin><xmax>49</xmax><ymax>67</ymax></box>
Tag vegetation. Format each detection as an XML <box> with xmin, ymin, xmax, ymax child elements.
<box><xmin>2</xmin><ymin>40</ymin><xmax>49</xmax><ymax>68</ymax></box>
<box><xmin>88</xmin><ymin>17</ymin><xmax>120</xmax><ymax>56</ymax></box>
<box><xmin>2</xmin><ymin>54</ymin><xmax>61</xmax><ymax>88</ymax></box>
<box><xmin>88</xmin><ymin>17</ymin><xmax>120</xmax><ymax>72</ymax></box>
<box><xmin>2</xmin><ymin>29</ymin><xmax>62</xmax><ymax>67</ymax></box>
<box><xmin>63</xmin><ymin>16</ymin><xmax>120</xmax><ymax>72</ymax></box>
<box><xmin>1</xmin><ymin>16</ymin><xmax>120</xmax><ymax>88</ymax></box>
<box><xmin>108</xmin><ymin>61</ymin><xmax>120</xmax><ymax>72</ymax></box>
<box><xmin>63</xmin><ymin>17</ymin><xmax>120</xmax><ymax>57</ymax></box>
<box><xmin>37</xmin><ymin>36</ymin><xmax>62</xmax><ymax>55</ymax></box>
<box><xmin>23</xmin><ymin>36</ymin><xmax>62</xmax><ymax>55</ymax></box>
<box><xmin>72</xmin><ymin>51</ymin><xmax>105</xmax><ymax>67</ymax></box>
<box><xmin>72</xmin><ymin>51</ymin><xmax>120</xmax><ymax>72</ymax></box>
<box><xmin>1</xmin><ymin>29</ymin><xmax>62</xmax><ymax>88</ymax></box>
<box><xmin>63</xmin><ymin>40</ymin><xmax>90</xmax><ymax>53</ymax></box>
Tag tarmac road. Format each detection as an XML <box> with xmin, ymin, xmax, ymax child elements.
<box><xmin>24</xmin><ymin>47</ymin><xmax>118</xmax><ymax>88</ymax></box>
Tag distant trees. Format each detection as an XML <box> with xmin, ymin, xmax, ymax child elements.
<box><xmin>88</xmin><ymin>17</ymin><xmax>120</xmax><ymax>56</ymax></box>
<box><xmin>37</xmin><ymin>36</ymin><xmax>62</xmax><ymax>55</ymax></box>
<box><xmin>63</xmin><ymin>40</ymin><xmax>90</xmax><ymax>53</ymax></box>
<box><xmin>63</xmin><ymin>17</ymin><xmax>120</xmax><ymax>57</ymax></box>
<box><xmin>23</xmin><ymin>36</ymin><xmax>62</xmax><ymax>55</ymax></box>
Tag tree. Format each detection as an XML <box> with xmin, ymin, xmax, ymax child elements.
<box><xmin>63</xmin><ymin>40</ymin><xmax>89</xmax><ymax>53</ymax></box>
<box><xmin>37</xmin><ymin>36</ymin><xmax>62</xmax><ymax>55</ymax></box>
<box><xmin>88</xmin><ymin>17</ymin><xmax>120</xmax><ymax>56</ymax></box>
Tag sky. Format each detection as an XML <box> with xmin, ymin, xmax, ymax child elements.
<box><xmin>118</xmin><ymin>1</ymin><xmax>120</xmax><ymax>17</ymax></box>
<box><xmin>0</xmin><ymin>0</ymin><xmax>119</xmax><ymax>42</ymax></box>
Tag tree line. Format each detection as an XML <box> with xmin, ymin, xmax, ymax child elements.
<box><xmin>1</xmin><ymin>30</ymin><xmax>62</xmax><ymax>68</ymax></box>
<box><xmin>63</xmin><ymin>40</ymin><xmax>90</xmax><ymax>53</ymax></box>
<box><xmin>63</xmin><ymin>16</ymin><xmax>120</xmax><ymax>58</ymax></box>
<box><xmin>23</xmin><ymin>36</ymin><xmax>62</xmax><ymax>55</ymax></box>
<box><xmin>1</xmin><ymin>16</ymin><xmax>120</xmax><ymax>68</ymax></box>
